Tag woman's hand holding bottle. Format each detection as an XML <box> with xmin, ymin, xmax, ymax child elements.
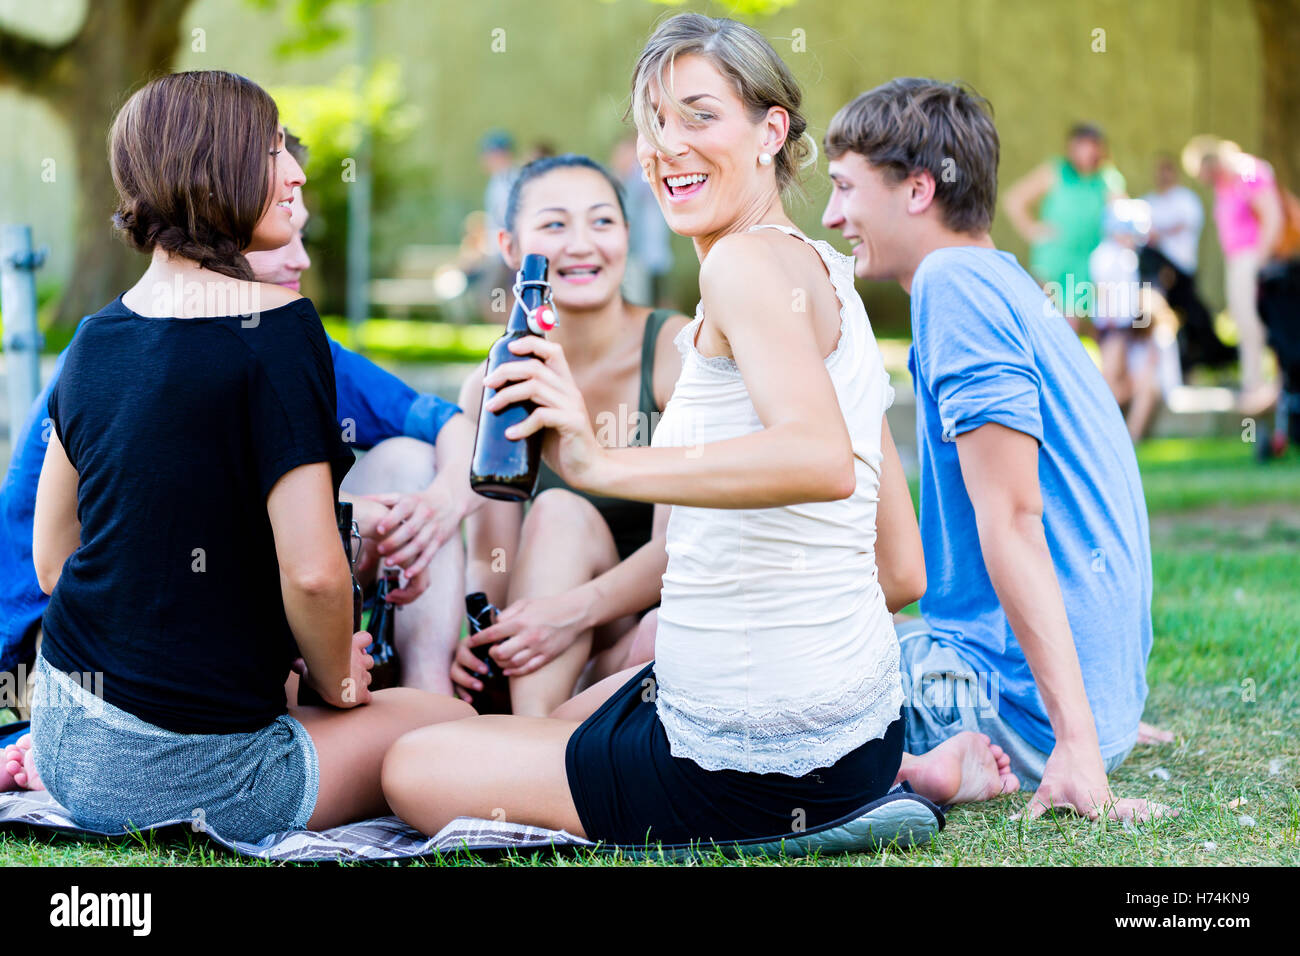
<box><xmin>483</xmin><ymin>337</ymin><xmax>609</xmax><ymax>493</ymax></box>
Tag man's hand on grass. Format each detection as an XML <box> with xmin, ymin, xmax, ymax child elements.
<box><xmin>1016</xmin><ymin>741</ymin><xmax>1178</xmax><ymax>823</ymax></box>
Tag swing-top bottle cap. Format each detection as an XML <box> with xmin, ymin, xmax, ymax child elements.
<box><xmin>517</xmin><ymin>254</ymin><xmax>555</xmax><ymax>334</ymax></box>
<box><xmin>527</xmin><ymin>304</ymin><xmax>557</xmax><ymax>334</ymax></box>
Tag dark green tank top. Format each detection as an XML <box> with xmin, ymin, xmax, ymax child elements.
<box><xmin>532</xmin><ymin>308</ymin><xmax>677</xmax><ymax>561</ymax></box>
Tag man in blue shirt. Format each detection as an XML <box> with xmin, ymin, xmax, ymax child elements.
<box><xmin>821</xmin><ymin>78</ymin><xmax>1169</xmax><ymax>821</ymax></box>
<box><xmin>1</xmin><ymin>181</ymin><xmax>477</xmax><ymax>710</ymax></box>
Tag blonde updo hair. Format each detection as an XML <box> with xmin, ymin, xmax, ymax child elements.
<box><xmin>626</xmin><ymin>13</ymin><xmax>816</xmax><ymax>197</ymax></box>
<box><xmin>1180</xmin><ymin>134</ymin><xmax>1243</xmax><ymax>180</ymax></box>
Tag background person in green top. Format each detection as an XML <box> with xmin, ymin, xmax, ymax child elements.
<box><xmin>1006</xmin><ymin>123</ymin><xmax>1127</xmax><ymax>327</ymax></box>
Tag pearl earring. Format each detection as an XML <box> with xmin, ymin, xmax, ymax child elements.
<box><xmin>758</xmin><ymin>152</ymin><xmax>773</xmax><ymax>167</ymax></box>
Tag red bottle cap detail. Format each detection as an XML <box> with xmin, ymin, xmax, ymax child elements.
<box><xmin>527</xmin><ymin>305</ymin><xmax>557</xmax><ymax>334</ymax></box>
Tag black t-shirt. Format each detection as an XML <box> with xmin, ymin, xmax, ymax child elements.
<box><xmin>42</xmin><ymin>292</ymin><xmax>354</xmax><ymax>733</ymax></box>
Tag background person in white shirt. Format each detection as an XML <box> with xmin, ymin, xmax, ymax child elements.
<box><xmin>1138</xmin><ymin>155</ymin><xmax>1234</xmax><ymax>373</ymax></box>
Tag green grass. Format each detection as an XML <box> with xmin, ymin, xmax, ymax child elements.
<box><xmin>1138</xmin><ymin>437</ymin><xmax>1300</xmax><ymax>512</ymax></box>
<box><xmin>2</xmin><ymin>437</ymin><xmax>1297</xmax><ymax>866</ymax></box>
<box><xmin>25</xmin><ymin>317</ymin><xmax>500</xmax><ymax>365</ymax></box>
<box><xmin>318</xmin><ymin>317</ymin><xmax>500</xmax><ymax>364</ymax></box>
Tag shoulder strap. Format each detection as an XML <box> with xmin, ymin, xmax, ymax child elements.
<box><xmin>748</xmin><ymin>222</ymin><xmax>805</xmax><ymax>241</ymax></box>
<box><xmin>750</xmin><ymin>222</ymin><xmax>845</xmax><ymax>281</ymax></box>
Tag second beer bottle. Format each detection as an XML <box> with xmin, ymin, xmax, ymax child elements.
<box><xmin>469</xmin><ymin>253</ymin><xmax>557</xmax><ymax>501</ymax></box>
<box><xmin>365</xmin><ymin>567</ymin><xmax>402</xmax><ymax>691</ymax></box>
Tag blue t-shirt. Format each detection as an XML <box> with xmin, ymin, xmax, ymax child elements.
<box><xmin>908</xmin><ymin>245</ymin><xmax>1152</xmax><ymax>759</ymax></box>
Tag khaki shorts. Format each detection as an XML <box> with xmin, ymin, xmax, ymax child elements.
<box><xmin>896</xmin><ymin>618</ymin><xmax>1133</xmax><ymax>791</ymax></box>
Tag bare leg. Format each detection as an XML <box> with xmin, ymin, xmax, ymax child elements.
<box><xmin>551</xmin><ymin>662</ymin><xmax>648</xmax><ymax>722</ymax></box>
<box><xmin>1123</xmin><ymin>343</ymin><xmax>1163</xmax><ymax>442</ymax></box>
<box><xmin>506</xmin><ymin>489</ymin><xmax>637</xmax><ymax>717</ymax></box>
<box><xmin>1099</xmin><ymin>332</ymin><xmax>1130</xmax><ymax>405</ymax></box>
<box><xmin>624</xmin><ymin>609</ymin><xmax>658</xmax><ymax>667</ymax></box>
<box><xmin>1225</xmin><ymin>251</ymin><xmax>1267</xmax><ymax>397</ymax></box>
<box><xmin>382</xmin><ymin>714</ymin><xmax>585</xmax><ymax>837</ymax></box>
<box><xmin>583</xmin><ymin>608</ymin><xmax>657</xmax><ymax>690</ymax></box>
<box><xmin>343</xmin><ymin>437</ymin><xmax>465</xmax><ymax>695</ymax></box>
<box><xmin>292</xmin><ymin>687</ymin><xmax>473</xmax><ymax>831</ymax></box>
<box><xmin>895</xmin><ymin>732</ymin><xmax>1020</xmax><ymax>806</ymax></box>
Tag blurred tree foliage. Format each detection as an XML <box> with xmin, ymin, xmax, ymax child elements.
<box><xmin>642</xmin><ymin>0</ymin><xmax>800</xmax><ymax>13</ymax></box>
<box><xmin>0</xmin><ymin>0</ymin><xmax>199</xmax><ymax>327</ymax></box>
<box><xmin>1252</xmin><ymin>0</ymin><xmax>1300</xmax><ymax>193</ymax></box>
<box><xmin>247</xmin><ymin>0</ymin><xmax>356</xmax><ymax>55</ymax></box>
<box><xmin>269</xmin><ymin>59</ymin><xmax>420</xmax><ymax>312</ymax></box>
<box><xmin>0</xmin><ymin>0</ymin><xmax>378</xmax><ymax>327</ymax></box>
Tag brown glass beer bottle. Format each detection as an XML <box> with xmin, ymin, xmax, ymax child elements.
<box><xmin>469</xmin><ymin>253</ymin><xmax>557</xmax><ymax>501</ymax></box>
<box><xmin>365</xmin><ymin>566</ymin><xmax>402</xmax><ymax>690</ymax></box>
<box><xmin>464</xmin><ymin>591</ymin><xmax>512</xmax><ymax>715</ymax></box>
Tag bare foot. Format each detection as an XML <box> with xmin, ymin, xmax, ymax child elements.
<box><xmin>0</xmin><ymin>746</ymin><xmax>16</xmax><ymax>791</ymax></box>
<box><xmin>897</xmin><ymin>731</ymin><xmax>1020</xmax><ymax>806</ymax></box>
<box><xmin>2</xmin><ymin>734</ymin><xmax>43</xmax><ymax>791</ymax></box>
<box><xmin>1137</xmin><ymin>721</ymin><xmax>1174</xmax><ymax>745</ymax></box>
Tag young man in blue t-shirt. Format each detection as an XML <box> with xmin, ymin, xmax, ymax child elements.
<box><xmin>821</xmin><ymin>78</ymin><xmax>1170</xmax><ymax>822</ymax></box>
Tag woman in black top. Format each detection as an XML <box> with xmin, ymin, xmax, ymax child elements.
<box><xmin>28</xmin><ymin>71</ymin><xmax>470</xmax><ymax>842</ymax></box>
<box><xmin>456</xmin><ymin>155</ymin><xmax>688</xmax><ymax>717</ymax></box>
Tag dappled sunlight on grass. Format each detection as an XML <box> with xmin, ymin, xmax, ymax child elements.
<box><xmin>320</xmin><ymin>317</ymin><xmax>500</xmax><ymax>364</ymax></box>
<box><xmin>1138</xmin><ymin>437</ymin><xmax>1254</xmax><ymax>468</ymax></box>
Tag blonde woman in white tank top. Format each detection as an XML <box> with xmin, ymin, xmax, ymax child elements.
<box><xmin>646</xmin><ymin>219</ymin><xmax>905</xmax><ymax>774</ymax></box>
<box><xmin>382</xmin><ymin>14</ymin><xmax>1020</xmax><ymax>846</ymax></box>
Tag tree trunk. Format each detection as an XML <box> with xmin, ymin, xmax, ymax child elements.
<box><xmin>1253</xmin><ymin>0</ymin><xmax>1300</xmax><ymax>192</ymax></box>
<box><xmin>0</xmin><ymin>0</ymin><xmax>196</xmax><ymax>327</ymax></box>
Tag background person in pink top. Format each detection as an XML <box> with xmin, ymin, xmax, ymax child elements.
<box><xmin>1183</xmin><ymin>136</ymin><xmax>1284</xmax><ymax>414</ymax></box>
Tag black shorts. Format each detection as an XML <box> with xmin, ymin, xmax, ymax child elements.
<box><xmin>564</xmin><ymin>663</ymin><xmax>905</xmax><ymax>846</ymax></box>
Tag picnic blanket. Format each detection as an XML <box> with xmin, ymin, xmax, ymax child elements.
<box><xmin>0</xmin><ymin>785</ymin><xmax>943</xmax><ymax>862</ymax></box>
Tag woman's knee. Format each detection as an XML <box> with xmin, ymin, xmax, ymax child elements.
<box><xmin>518</xmin><ymin>490</ymin><xmax>616</xmax><ymax>574</ymax></box>
<box><xmin>381</xmin><ymin>721</ymin><xmax>457</xmax><ymax>812</ymax></box>
<box><xmin>348</xmin><ymin>436</ymin><xmax>437</xmax><ymax>493</ymax></box>
<box><xmin>380</xmin><ymin>713</ymin><xmax>500</xmax><ymax>819</ymax></box>
<box><xmin>521</xmin><ymin>488</ymin><xmax>601</xmax><ymax>536</ymax></box>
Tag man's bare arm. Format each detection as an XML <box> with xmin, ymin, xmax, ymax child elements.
<box><xmin>954</xmin><ymin>422</ymin><xmax>1168</xmax><ymax>821</ymax></box>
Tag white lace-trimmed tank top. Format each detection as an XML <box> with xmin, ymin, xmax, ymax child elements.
<box><xmin>649</xmin><ymin>223</ymin><xmax>905</xmax><ymax>776</ymax></box>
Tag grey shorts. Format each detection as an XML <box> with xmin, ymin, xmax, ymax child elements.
<box><xmin>896</xmin><ymin>619</ymin><xmax>1133</xmax><ymax>791</ymax></box>
<box><xmin>29</xmin><ymin>653</ymin><xmax>319</xmax><ymax>843</ymax></box>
